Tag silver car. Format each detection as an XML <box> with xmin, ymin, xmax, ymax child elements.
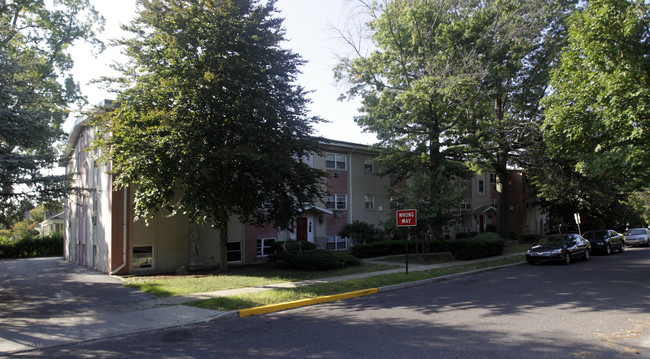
<box><xmin>623</xmin><ymin>228</ymin><xmax>650</xmax><ymax>247</ymax></box>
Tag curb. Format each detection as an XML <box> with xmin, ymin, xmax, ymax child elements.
<box><xmin>238</xmin><ymin>288</ymin><xmax>379</xmax><ymax>317</ymax></box>
<box><xmin>234</xmin><ymin>261</ymin><xmax>525</xmax><ymax>317</ymax></box>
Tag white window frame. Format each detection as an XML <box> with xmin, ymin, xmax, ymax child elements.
<box><xmin>256</xmin><ymin>238</ymin><xmax>276</xmax><ymax>257</ymax></box>
<box><xmin>477</xmin><ymin>178</ymin><xmax>486</xmax><ymax>196</ymax></box>
<box><xmin>326</xmin><ymin>153</ymin><xmax>346</xmax><ymax>170</ymax></box>
<box><xmin>326</xmin><ymin>194</ymin><xmax>347</xmax><ymax>210</ymax></box>
<box><xmin>461</xmin><ymin>198</ymin><xmax>471</xmax><ymax>210</ymax></box>
<box><xmin>364</xmin><ymin>195</ymin><xmax>375</xmax><ymax>210</ymax></box>
<box><xmin>364</xmin><ymin>158</ymin><xmax>374</xmax><ymax>172</ymax></box>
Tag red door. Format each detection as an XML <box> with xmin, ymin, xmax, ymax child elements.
<box><xmin>479</xmin><ymin>215</ymin><xmax>485</xmax><ymax>233</ymax></box>
<box><xmin>296</xmin><ymin>217</ymin><xmax>308</xmax><ymax>241</ymax></box>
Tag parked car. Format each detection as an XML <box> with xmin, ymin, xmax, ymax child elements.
<box><xmin>526</xmin><ymin>233</ymin><xmax>591</xmax><ymax>265</ymax></box>
<box><xmin>623</xmin><ymin>228</ymin><xmax>650</xmax><ymax>247</ymax></box>
<box><xmin>582</xmin><ymin>230</ymin><xmax>625</xmax><ymax>255</ymax></box>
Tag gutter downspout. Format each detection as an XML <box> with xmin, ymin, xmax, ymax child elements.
<box><xmin>110</xmin><ymin>187</ymin><xmax>128</xmax><ymax>275</ymax></box>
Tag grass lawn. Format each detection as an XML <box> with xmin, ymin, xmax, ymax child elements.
<box><xmin>186</xmin><ymin>255</ymin><xmax>525</xmax><ymax>311</ymax></box>
<box><xmin>122</xmin><ymin>263</ymin><xmax>398</xmax><ymax>297</ymax></box>
<box><xmin>122</xmin><ymin>241</ymin><xmax>529</xmax><ymax>308</ymax></box>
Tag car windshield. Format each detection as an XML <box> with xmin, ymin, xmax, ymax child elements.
<box><xmin>625</xmin><ymin>229</ymin><xmax>647</xmax><ymax>236</ymax></box>
<box><xmin>583</xmin><ymin>231</ymin><xmax>606</xmax><ymax>240</ymax></box>
<box><xmin>537</xmin><ymin>236</ymin><xmax>567</xmax><ymax>246</ymax></box>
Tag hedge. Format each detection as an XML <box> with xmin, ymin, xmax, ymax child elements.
<box><xmin>351</xmin><ymin>239</ymin><xmax>449</xmax><ymax>258</ymax></box>
<box><xmin>447</xmin><ymin>232</ymin><xmax>505</xmax><ymax>260</ymax></box>
<box><xmin>0</xmin><ymin>234</ymin><xmax>64</xmax><ymax>258</ymax></box>
<box><xmin>269</xmin><ymin>249</ymin><xmax>360</xmax><ymax>271</ymax></box>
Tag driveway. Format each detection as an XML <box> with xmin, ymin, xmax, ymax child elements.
<box><xmin>0</xmin><ymin>257</ymin><xmax>155</xmax><ymax>320</ymax></box>
<box><xmin>0</xmin><ymin>257</ymin><xmax>218</xmax><ymax>354</ymax></box>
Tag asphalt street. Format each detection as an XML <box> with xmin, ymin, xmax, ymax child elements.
<box><xmin>9</xmin><ymin>247</ymin><xmax>650</xmax><ymax>358</ymax></box>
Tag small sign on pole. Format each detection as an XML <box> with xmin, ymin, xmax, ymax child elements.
<box><xmin>574</xmin><ymin>212</ymin><xmax>582</xmax><ymax>235</ymax></box>
<box><xmin>396</xmin><ymin>209</ymin><xmax>417</xmax><ymax>227</ymax></box>
<box><xmin>396</xmin><ymin>209</ymin><xmax>417</xmax><ymax>274</ymax></box>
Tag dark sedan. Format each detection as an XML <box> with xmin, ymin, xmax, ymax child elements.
<box><xmin>582</xmin><ymin>230</ymin><xmax>625</xmax><ymax>255</ymax></box>
<box><xmin>526</xmin><ymin>233</ymin><xmax>591</xmax><ymax>265</ymax></box>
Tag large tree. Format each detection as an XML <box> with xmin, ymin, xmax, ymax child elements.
<box><xmin>335</xmin><ymin>0</ymin><xmax>495</xmax><ymax>240</ymax></box>
<box><xmin>457</xmin><ymin>0</ymin><xmax>575</xmax><ymax>237</ymax></box>
<box><xmin>542</xmin><ymin>0</ymin><xmax>650</xmax><ymax>188</ymax></box>
<box><xmin>0</xmin><ymin>1</ymin><xmax>103</xmax><ymax>214</ymax></box>
<box><xmin>93</xmin><ymin>0</ymin><xmax>325</xmax><ymax>271</ymax></box>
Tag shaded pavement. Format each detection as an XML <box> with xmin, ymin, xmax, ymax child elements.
<box><xmin>0</xmin><ymin>254</ymin><xmax>524</xmax><ymax>355</ymax></box>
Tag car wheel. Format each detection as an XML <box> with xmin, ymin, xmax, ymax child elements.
<box><xmin>619</xmin><ymin>243</ymin><xmax>625</xmax><ymax>252</ymax></box>
<box><xmin>564</xmin><ymin>252</ymin><xmax>571</xmax><ymax>265</ymax></box>
<box><xmin>605</xmin><ymin>244</ymin><xmax>611</xmax><ymax>255</ymax></box>
<box><xmin>527</xmin><ymin>260</ymin><xmax>536</xmax><ymax>265</ymax></box>
<box><xmin>584</xmin><ymin>249</ymin><xmax>591</xmax><ymax>261</ymax></box>
<box><xmin>646</xmin><ymin>238</ymin><xmax>650</xmax><ymax>247</ymax></box>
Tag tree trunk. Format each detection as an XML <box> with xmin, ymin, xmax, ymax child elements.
<box><xmin>496</xmin><ymin>160</ymin><xmax>509</xmax><ymax>239</ymax></box>
<box><xmin>218</xmin><ymin>219</ymin><xmax>229</xmax><ymax>272</ymax></box>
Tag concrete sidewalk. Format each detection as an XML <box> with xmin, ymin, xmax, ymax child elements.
<box><xmin>1</xmin><ymin>254</ymin><xmax>524</xmax><ymax>355</ymax></box>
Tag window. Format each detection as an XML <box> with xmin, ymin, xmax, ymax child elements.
<box><xmin>227</xmin><ymin>242</ymin><xmax>241</xmax><ymax>262</ymax></box>
<box><xmin>256</xmin><ymin>238</ymin><xmax>276</xmax><ymax>257</ymax></box>
<box><xmin>490</xmin><ymin>173</ymin><xmax>497</xmax><ymax>183</ymax></box>
<box><xmin>332</xmin><ymin>172</ymin><xmax>341</xmax><ymax>179</ymax></box>
<box><xmin>364</xmin><ymin>159</ymin><xmax>374</xmax><ymax>172</ymax></box>
<box><xmin>478</xmin><ymin>179</ymin><xmax>485</xmax><ymax>195</ymax></box>
<box><xmin>327</xmin><ymin>235</ymin><xmax>348</xmax><ymax>250</ymax></box>
<box><xmin>364</xmin><ymin>195</ymin><xmax>374</xmax><ymax>210</ymax></box>
<box><xmin>326</xmin><ymin>194</ymin><xmax>347</xmax><ymax>210</ymax></box>
<box><xmin>132</xmin><ymin>246</ymin><xmax>153</xmax><ymax>269</ymax></box>
<box><xmin>461</xmin><ymin>198</ymin><xmax>471</xmax><ymax>210</ymax></box>
<box><xmin>326</xmin><ymin>153</ymin><xmax>346</xmax><ymax>170</ymax></box>
<box><xmin>491</xmin><ymin>199</ymin><xmax>498</xmax><ymax>209</ymax></box>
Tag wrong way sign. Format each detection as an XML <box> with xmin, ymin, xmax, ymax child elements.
<box><xmin>396</xmin><ymin>209</ymin><xmax>417</xmax><ymax>227</ymax></box>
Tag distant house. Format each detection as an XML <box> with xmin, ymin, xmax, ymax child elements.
<box><xmin>61</xmin><ymin>108</ymin><xmax>545</xmax><ymax>275</ymax></box>
<box><xmin>456</xmin><ymin>171</ymin><xmax>546</xmax><ymax>235</ymax></box>
<box><xmin>37</xmin><ymin>212</ymin><xmax>65</xmax><ymax>236</ymax></box>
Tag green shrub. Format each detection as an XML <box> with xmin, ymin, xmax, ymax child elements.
<box><xmin>269</xmin><ymin>249</ymin><xmax>360</xmax><ymax>271</ymax></box>
<box><xmin>269</xmin><ymin>240</ymin><xmax>317</xmax><ymax>253</ymax></box>
<box><xmin>519</xmin><ymin>234</ymin><xmax>543</xmax><ymax>244</ymax></box>
<box><xmin>338</xmin><ymin>220</ymin><xmax>384</xmax><ymax>245</ymax></box>
<box><xmin>0</xmin><ymin>234</ymin><xmax>63</xmax><ymax>258</ymax></box>
<box><xmin>351</xmin><ymin>239</ymin><xmax>449</xmax><ymax>258</ymax></box>
<box><xmin>448</xmin><ymin>232</ymin><xmax>505</xmax><ymax>260</ymax></box>
<box><xmin>455</xmin><ymin>231</ymin><xmax>479</xmax><ymax>239</ymax></box>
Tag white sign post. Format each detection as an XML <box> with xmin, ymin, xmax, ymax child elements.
<box><xmin>574</xmin><ymin>213</ymin><xmax>582</xmax><ymax>235</ymax></box>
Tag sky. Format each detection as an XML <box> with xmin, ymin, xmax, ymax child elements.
<box><xmin>67</xmin><ymin>0</ymin><xmax>378</xmax><ymax>145</ymax></box>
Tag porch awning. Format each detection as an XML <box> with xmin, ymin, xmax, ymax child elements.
<box><xmin>300</xmin><ymin>205</ymin><xmax>333</xmax><ymax>215</ymax></box>
<box><xmin>473</xmin><ymin>205</ymin><xmax>497</xmax><ymax>214</ymax></box>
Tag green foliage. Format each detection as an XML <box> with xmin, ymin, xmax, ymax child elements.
<box><xmin>270</xmin><ymin>240</ymin><xmax>317</xmax><ymax>253</ymax></box>
<box><xmin>542</xmin><ymin>0</ymin><xmax>650</xmax><ymax>187</ymax></box>
<box><xmin>351</xmin><ymin>239</ymin><xmax>449</xmax><ymax>258</ymax></box>
<box><xmin>0</xmin><ymin>0</ymin><xmax>103</xmax><ymax>208</ymax></box>
<box><xmin>0</xmin><ymin>234</ymin><xmax>63</xmax><ymax>258</ymax></box>
<box><xmin>448</xmin><ymin>233</ymin><xmax>505</xmax><ymax>260</ymax></box>
<box><xmin>455</xmin><ymin>231</ymin><xmax>479</xmax><ymax>239</ymax></box>
<box><xmin>519</xmin><ymin>234</ymin><xmax>543</xmax><ymax>244</ymax></box>
<box><xmin>91</xmin><ymin>0</ymin><xmax>325</xmax><ymax>271</ymax></box>
<box><xmin>338</xmin><ymin>220</ymin><xmax>384</xmax><ymax>245</ymax></box>
<box><xmin>335</xmin><ymin>0</ymin><xmax>491</xmax><ymax>239</ymax></box>
<box><xmin>270</xmin><ymin>249</ymin><xmax>361</xmax><ymax>271</ymax></box>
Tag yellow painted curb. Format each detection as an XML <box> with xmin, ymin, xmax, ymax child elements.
<box><xmin>238</xmin><ymin>288</ymin><xmax>378</xmax><ymax>317</ymax></box>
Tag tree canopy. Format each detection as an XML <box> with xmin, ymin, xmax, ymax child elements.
<box><xmin>542</xmin><ymin>0</ymin><xmax>650</xmax><ymax>188</ymax></box>
<box><xmin>92</xmin><ymin>0</ymin><xmax>325</xmax><ymax>270</ymax></box>
<box><xmin>335</xmin><ymin>0</ymin><xmax>574</xmax><ymax>237</ymax></box>
<box><xmin>0</xmin><ymin>0</ymin><xmax>103</xmax><ymax>213</ymax></box>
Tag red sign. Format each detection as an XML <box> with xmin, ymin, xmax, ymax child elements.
<box><xmin>396</xmin><ymin>209</ymin><xmax>417</xmax><ymax>227</ymax></box>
